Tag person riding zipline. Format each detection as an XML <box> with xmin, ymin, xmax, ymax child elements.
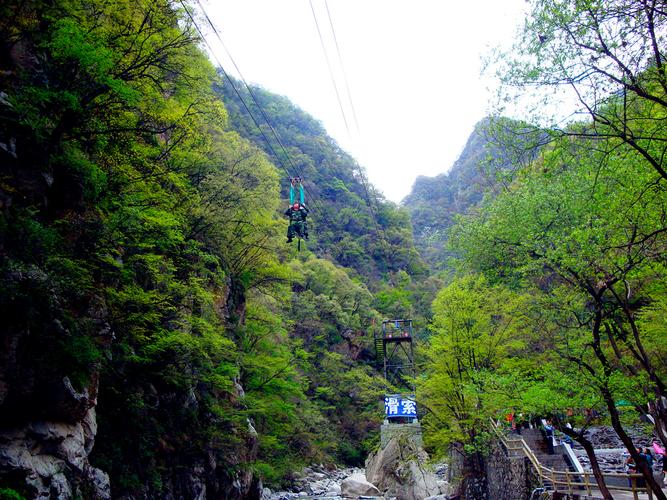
<box><xmin>285</xmin><ymin>202</ymin><xmax>309</xmax><ymax>243</ymax></box>
<box><xmin>285</xmin><ymin>178</ymin><xmax>309</xmax><ymax>243</ymax></box>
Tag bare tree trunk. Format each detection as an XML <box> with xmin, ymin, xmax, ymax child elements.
<box><xmin>557</xmin><ymin>424</ymin><xmax>613</xmax><ymax>500</ymax></box>
<box><xmin>648</xmin><ymin>397</ymin><xmax>667</xmax><ymax>448</ymax></box>
<box><xmin>604</xmin><ymin>390</ymin><xmax>667</xmax><ymax>500</ymax></box>
<box><xmin>590</xmin><ymin>302</ymin><xmax>666</xmax><ymax>500</ymax></box>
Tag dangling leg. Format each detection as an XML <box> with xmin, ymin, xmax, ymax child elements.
<box><xmin>287</xmin><ymin>223</ymin><xmax>295</xmax><ymax>243</ymax></box>
<box><xmin>294</xmin><ymin>221</ymin><xmax>304</xmax><ymax>239</ymax></box>
<box><xmin>303</xmin><ymin>221</ymin><xmax>309</xmax><ymax>240</ymax></box>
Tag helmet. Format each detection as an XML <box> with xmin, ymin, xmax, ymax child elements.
<box><xmin>292</xmin><ymin>202</ymin><xmax>300</xmax><ymax>209</ymax></box>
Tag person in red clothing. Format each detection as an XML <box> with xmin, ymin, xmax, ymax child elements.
<box><xmin>505</xmin><ymin>412</ymin><xmax>515</xmax><ymax>433</ymax></box>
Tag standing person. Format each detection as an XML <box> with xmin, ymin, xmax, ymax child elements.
<box><xmin>515</xmin><ymin>413</ymin><xmax>524</xmax><ymax>435</ymax></box>
<box><xmin>644</xmin><ymin>448</ymin><xmax>654</xmax><ymax>469</ymax></box>
<box><xmin>627</xmin><ymin>451</ymin><xmax>638</xmax><ymax>488</ymax></box>
<box><xmin>627</xmin><ymin>448</ymin><xmax>646</xmax><ymax>489</ymax></box>
<box><xmin>505</xmin><ymin>411</ymin><xmax>515</xmax><ymax>432</ymax></box>
<box><xmin>643</xmin><ymin>448</ymin><xmax>662</xmax><ymax>488</ymax></box>
<box><xmin>544</xmin><ymin>420</ymin><xmax>555</xmax><ymax>455</ymax></box>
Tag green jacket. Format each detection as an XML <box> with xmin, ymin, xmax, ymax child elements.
<box><xmin>285</xmin><ymin>205</ymin><xmax>308</xmax><ymax>223</ymax></box>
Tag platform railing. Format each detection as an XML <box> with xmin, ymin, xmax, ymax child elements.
<box><xmin>490</xmin><ymin>418</ymin><xmax>655</xmax><ymax>500</ymax></box>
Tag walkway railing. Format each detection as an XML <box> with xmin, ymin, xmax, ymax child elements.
<box><xmin>490</xmin><ymin>418</ymin><xmax>655</xmax><ymax>500</ymax></box>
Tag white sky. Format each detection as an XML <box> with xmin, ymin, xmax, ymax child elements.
<box><xmin>199</xmin><ymin>0</ymin><xmax>528</xmax><ymax>202</ymax></box>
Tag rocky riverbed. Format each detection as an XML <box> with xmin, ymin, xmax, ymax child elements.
<box><xmin>569</xmin><ymin>426</ymin><xmax>661</xmax><ymax>474</ymax></box>
<box><xmin>575</xmin><ymin>426</ymin><xmax>654</xmax><ymax>450</ymax></box>
<box><xmin>262</xmin><ymin>465</ymin><xmax>359</xmax><ymax>499</ymax></box>
<box><xmin>262</xmin><ymin>463</ymin><xmax>450</xmax><ymax>500</ymax></box>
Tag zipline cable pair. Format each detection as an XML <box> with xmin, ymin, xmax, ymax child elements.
<box><xmin>179</xmin><ymin>0</ymin><xmax>321</xmax><ymax>213</ymax></box>
<box><xmin>308</xmin><ymin>1</ymin><xmax>392</xmax><ymax>263</ymax></box>
<box><xmin>183</xmin><ymin>0</ymin><xmax>392</xmax><ymax>263</ymax></box>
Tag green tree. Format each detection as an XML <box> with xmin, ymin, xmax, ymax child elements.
<box><xmin>419</xmin><ymin>275</ymin><xmax>529</xmax><ymax>477</ymax></box>
<box><xmin>493</xmin><ymin>0</ymin><xmax>667</xmax><ymax>181</ymax></box>
<box><xmin>451</xmin><ymin>129</ymin><xmax>667</xmax><ymax>497</ymax></box>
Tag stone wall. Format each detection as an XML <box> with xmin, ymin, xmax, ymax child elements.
<box><xmin>485</xmin><ymin>441</ymin><xmax>540</xmax><ymax>500</ymax></box>
<box><xmin>447</xmin><ymin>449</ymin><xmax>487</xmax><ymax>499</ymax></box>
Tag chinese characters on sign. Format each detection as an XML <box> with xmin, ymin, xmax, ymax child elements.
<box><xmin>384</xmin><ymin>396</ymin><xmax>417</xmax><ymax>417</ymax></box>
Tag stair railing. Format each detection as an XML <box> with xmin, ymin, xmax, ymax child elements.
<box><xmin>489</xmin><ymin>418</ymin><xmax>653</xmax><ymax>500</ymax></box>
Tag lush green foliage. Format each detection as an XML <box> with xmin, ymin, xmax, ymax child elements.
<box><xmin>0</xmin><ymin>488</ymin><xmax>24</xmax><ymax>500</ymax></box>
<box><xmin>492</xmin><ymin>0</ymin><xmax>667</xmax><ymax>181</ymax></box>
<box><xmin>413</xmin><ymin>6</ymin><xmax>667</xmax><ymax>497</ymax></box>
<box><xmin>418</xmin><ymin>275</ymin><xmax>531</xmax><ymax>456</ymax></box>
<box><xmin>0</xmin><ymin>0</ymin><xmax>403</xmax><ymax>496</ymax></box>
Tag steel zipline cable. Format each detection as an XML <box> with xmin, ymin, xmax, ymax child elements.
<box><xmin>308</xmin><ymin>0</ymin><xmax>351</xmax><ymax>137</ymax></box>
<box><xmin>178</xmin><ymin>1</ymin><xmax>292</xmax><ymax>178</ymax></box>
<box><xmin>323</xmin><ymin>0</ymin><xmax>360</xmax><ymax>134</ymax></box>
<box><xmin>179</xmin><ymin>0</ymin><xmax>321</xmax><ymax>212</ymax></box>
<box><xmin>193</xmin><ymin>0</ymin><xmax>320</xmax><ymax>210</ymax></box>
<box><xmin>190</xmin><ymin>0</ymin><xmax>319</xmax><ymax>213</ymax></box>
<box><xmin>308</xmin><ymin>0</ymin><xmax>393</xmax><ymax>264</ymax></box>
<box><xmin>184</xmin><ymin>0</ymin><xmax>393</xmax><ymax>262</ymax></box>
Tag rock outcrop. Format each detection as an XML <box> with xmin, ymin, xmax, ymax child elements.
<box><xmin>0</xmin><ymin>264</ymin><xmax>112</xmax><ymax>498</ymax></box>
<box><xmin>0</xmin><ymin>383</ymin><xmax>110</xmax><ymax>499</ymax></box>
<box><xmin>365</xmin><ymin>430</ymin><xmax>440</xmax><ymax>500</ymax></box>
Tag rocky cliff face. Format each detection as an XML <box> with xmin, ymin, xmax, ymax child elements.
<box><xmin>0</xmin><ymin>260</ymin><xmax>112</xmax><ymax>498</ymax></box>
<box><xmin>0</xmin><ymin>407</ymin><xmax>110</xmax><ymax>499</ymax></box>
<box><xmin>0</xmin><ymin>302</ymin><xmax>110</xmax><ymax>498</ymax></box>
<box><xmin>403</xmin><ymin>119</ymin><xmax>498</xmax><ymax>268</ymax></box>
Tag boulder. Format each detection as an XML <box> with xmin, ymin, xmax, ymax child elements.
<box><xmin>437</xmin><ymin>479</ymin><xmax>450</xmax><ymax>495</ymax></box>
<box><xmin>365</xmin><ymin>430</ymin><xmax>440</xmax><ymax>500</ymax></box>
<box><xmin>340</xmin><ymin>472</ymin><xmax>381</xmax><ymax>498</ymax></box>
<box><xmin>325</xmin><ymin>483</ymin><xmax>342</xmax><ymax>496</ymax></box>
<box><xmin>307</xmin><ymin>479</ymin><xmax>330</xmax><ymax>495</ymax></box>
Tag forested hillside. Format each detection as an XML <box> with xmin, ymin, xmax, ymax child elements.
<box><xmin>404</xmin><ymin>117</ymin><xmax>542</xmax><ymax>268</ymax></box>
<box><xmin>218</xmin><ymin>79</ymin><xmax>445</xmax><ymax>325</ymax></box>
<box><xmin>0</xmin><ymin>1</ymin><xmax>427</xmax><ymax>498</ymax></box>
<box><xmin>218</xmin><ymin>79</ymin><xmax>427</xmax><ymax>284</ymax></box>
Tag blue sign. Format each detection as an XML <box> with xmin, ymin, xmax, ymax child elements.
<box><xmin>384</xmin><ymin>396</ymin><xmax>417</xmax><ymax>417</ymax></box>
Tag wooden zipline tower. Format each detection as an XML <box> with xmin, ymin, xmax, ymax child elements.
<box><xmin>374</xmin><ymin>319</ymin><xmax>415</xmax><ymax>392</ymax></box>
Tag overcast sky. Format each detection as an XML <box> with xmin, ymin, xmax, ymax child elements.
<box><xmin>198</xmin><ymin>0</ymin><xmax>528</xmax><ymax>202</ymax></box>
